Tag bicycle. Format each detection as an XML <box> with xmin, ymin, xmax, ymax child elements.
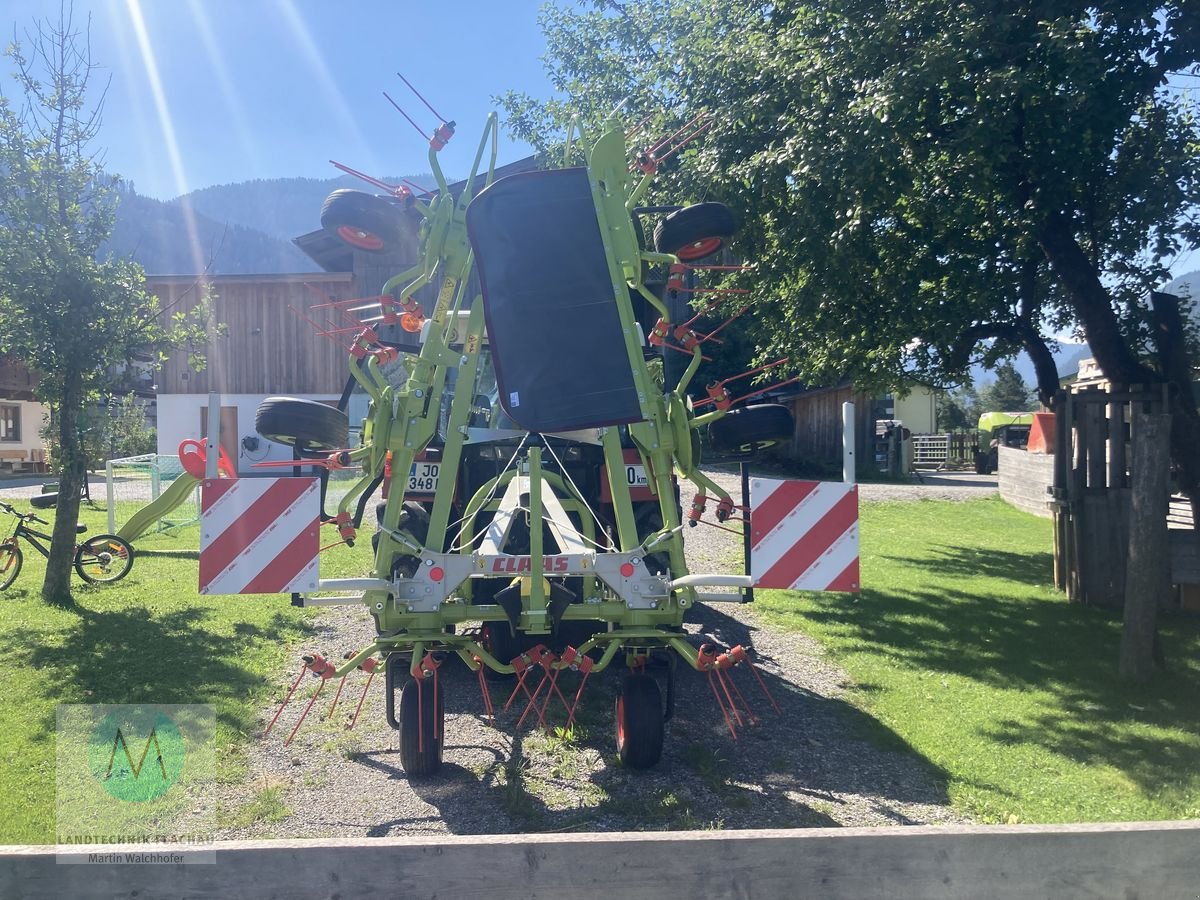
<box><xmin>0</xmin><ymin>501</ymin><xmax>134</xmax><ymax>589</ymax></box>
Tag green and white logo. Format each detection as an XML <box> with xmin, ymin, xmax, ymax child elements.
<box><xmin>87</xmin><ymin>707</ymin><xmax>186</xmax><ymax>802</ymax></box>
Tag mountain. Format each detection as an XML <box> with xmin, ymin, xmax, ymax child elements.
<box><xmin>179</xmin><ymin>173</ymin><xmax>437</xmax><ymax>244</ymax></box>
<box><xmin>105</xmin><ymin>173</ymin><xmax>436</xmax><ymax>275</ymax></box>
<box><xmin>968</xmin><ymin>340</ymin><xmax>1091</xmax><ymax>389</ymax></box>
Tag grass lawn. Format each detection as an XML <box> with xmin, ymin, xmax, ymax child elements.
<box><xmin>0</xmin><ymin>498</ymin><xmax>372</xmax><ymax>843</ymax></box>
<box><xmin>757</xmin><ymin>496</ymin><xmax>1200</xmax><ymax>824</ymax></box>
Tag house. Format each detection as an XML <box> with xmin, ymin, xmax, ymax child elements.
<box><xmin>779</xmin><ymin>380</ymin><xmax>938</xmax><ymax>473</ymax></box>
<box><xmin>149</xmin><ymin>272</ymin><xmax>365</xmax><ymax>473</ymax></box>
<box><xmin>0</xmin><ymin>359</ymin><xmax>49</xmax><ymax>473</ymax></box>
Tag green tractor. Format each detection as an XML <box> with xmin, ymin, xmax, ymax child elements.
<box><xmin>973</xmin><ymin>411</ymin><xmax>1034</xmax><ymax>474</ymax></box>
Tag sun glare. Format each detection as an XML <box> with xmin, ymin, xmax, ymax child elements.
<box><xmin>123</xmin><ymin>0</ymin><xmax>209</xmax><ymax>279</ymax></box>
<box><xmin>185</xmin><ymin>0</ymin><xmax>263</xmax><ymax>178</ymax></box>
<box><xmin>276</xmin><ymin>0</ymin><xmax>380</xmax><ymax>176</ymax></box>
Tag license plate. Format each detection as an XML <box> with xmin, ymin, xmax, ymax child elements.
<box><xmin>408</xmin><ymin>462</ymin><xmax>440</xmax><ymax>495</ymax></box>
<box><xmin>625</xmin><ymin>464</ymin><xmax>648</xmax><ymax>488</ymax></box>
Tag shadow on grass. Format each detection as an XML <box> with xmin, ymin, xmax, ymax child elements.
<box><xmin>5</xmin><ymin>602</ymin><xmax>307</xmax><ymax>741</ymax></box>
<box><xmin>797</xmin><ymin>542</ymin><xmax>1200</xmax><ymax>799</ymax></box>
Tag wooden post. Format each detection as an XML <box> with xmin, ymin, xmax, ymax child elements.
<box><xmin>1120</xmin><ymin>405</ymin><xmax>1171</xmax><ymax>679</ymax></box>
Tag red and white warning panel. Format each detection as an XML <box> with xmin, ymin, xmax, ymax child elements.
<box><xmin>199</xmin><ymin>477</ymin><xmax>321</xmax><ymax>595</ymax></box>
<box><xmin>750</xmin><ymin>478</ymin><xmax>859</xmax><ymax>592</ymax></box>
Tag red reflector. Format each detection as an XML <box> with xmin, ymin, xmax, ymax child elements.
<box><xmin>619</xmin><ymin>563</ymin><xmax>635</xmax><ymax>578</ymax></box>
<box><xmin>430</xmin><ymin>566</ymin><xmax>444</xmax><ymax>582</ymax></box>
<box><xmin>401</xmin><ymin>312</ymin><xmax>424</xmax><ymax>332</ymax></box>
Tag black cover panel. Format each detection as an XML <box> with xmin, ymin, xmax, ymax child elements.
<box><xmin>466</xmin><ymin>168</ymin><xmax>642</xmax><ymax>432</ymax></box>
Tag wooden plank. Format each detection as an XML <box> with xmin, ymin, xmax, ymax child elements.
<box><xmin>4</xmin><ymin>822</ymin><xmax>1200</xmax><ymax>900</ymax></box>
<box><xmin>1170</xmin><ymin>529</ymin><xmax>1200</xmax><ymax>584</ymax></box>
<box><xmin>1107</xmin><ymin>396</ymin><xmax>1125</xmax><ymax>489</ymax></box>
<box><xmin>1085</xmin><ymin>400</ymin><xmax>1106</xmax><ymax>490</ymax></box>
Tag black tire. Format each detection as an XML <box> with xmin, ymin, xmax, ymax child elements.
<box><xmin>615</xmin><ymin>673</ymin><xmax>665</xmax><ymax>769</ymax></box>
<box><xmin>707</xmin><ymin>404</ymin><xmax>794</xmax><ymax>457</ymax></box>
<box><xmin>973</xmin><ymin>451</ymin><xmax>988</xmax><ymax>475</ymax></box>
<box><xmin>320</xmin><ymin>189</ymin><xmax>405</xmax><ymax>254</ymax></box>
<box><xmin>653</xmin><ymin>202</ymin><xmax>736</xmax><ymax>262</ymax></box>
<box><xmin>256</xmin><ymin>397</ymin><xmax>349</xmax><ymax>452</ymax></box>
<box><xmin>74</xmin><ymin>534</ymin><xmax>134</xmax><ymax>584</ymax></box>
<box><xmin>480</xmin><ymin>621</ymin><xmax>523</xmax><ymax>682</ymax></box>
<box><xmin>399</xmin><ymin>676</ymin><xmax>444</xmax><ymax>777</ymax></box>
<box><xmin>30</xmin><ymin>493</ymin><xmax>57</xmax><ymax>509</ymax></box>
<box><xmin>0</xmin><ymin>543</ymin><xmax>23</xmax><ymax>590</ymax></box>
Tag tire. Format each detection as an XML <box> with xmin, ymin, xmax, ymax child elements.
<box><xmin>615</xmin><ymin>673</ymin><xmax>665</xmax><ymax>769</ymax></box>
<box><xmin>653</xmin><ymin>202</ymin><xmax>736</xmax><ymax>262</ymax></box>
<box><xmin>480</xmin><ymin>621</ymin><xmax>523</xmax><ymax>682</ymax></box>
<box><xmin>74</xmin><ymin>534</ymin><xmax>134</xmax><ymax>584</ymax></box>
<box><xmin>320</xmin><ymin>189</ymin><xmax>405</xmax><ymax>254</ymax></box>
<box><xmin>30</xmin><ymin>493</ymin><xmax>57</xmax><ymax>510</ymax></box>
<box><xmin>973</xmin><ymin>451</ymin><xmax>988</xmax><ymax>475</ymax></box>
<box><xmin>0</xmin><ymin>543</ymin><xmax>23</xmax><ymax>590</ymax></box>
<box><xmin>399</xmin><ymin>676</ymin><xmax>444</xmax><ymax>777</ymax></box>
<box><xmin>707</xmin><ymin>404</ymin><xmax>794</xmax><ymax>457</ymax></box>
<box><xmin>256</xmin><ymin>397</ymin><xmax>348</xmax><ymax>452</ymax></box>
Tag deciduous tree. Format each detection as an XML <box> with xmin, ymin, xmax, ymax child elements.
<box><xmin>0</xmin><ymin>7</ymin><xmax>205</xmax><ymax>604</ymax></box>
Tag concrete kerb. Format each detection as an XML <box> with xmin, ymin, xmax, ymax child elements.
<box><xmin>2</xmin><ymin>821</ymin><xmax>1198</xmax><ymax>899</ymax></box>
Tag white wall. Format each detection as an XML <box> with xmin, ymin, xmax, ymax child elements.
<box><xmin>157</xmin><ymin>393</ymin><xmax>340</xmax><ymax>475</ymax></box>
<box><xmin>0</xmin><ymin>399</ymin><xmax>49</xmax><ymax>456</ymax></box>
<box><xmin>894</xmin><ymin>387</ymin><xmax>937</xmax><ymax>434</ymax></box>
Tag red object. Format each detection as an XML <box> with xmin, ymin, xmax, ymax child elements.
<box><xmin>750</xmin><ymin>479</ymin><xmax>859</xmax><ymax>593</ymax></box>
<box><xmin>179</xmin><ymin>438</ymin><xmax>236</xmax><ymax>479</ymax></box>
<box><xmin>619</xmin><ymin>562</ymin><xmax>635</xmax><ymax>578</ymax></box>
<box><xmin>676</xmin><ymin>236</ymin><xmax>724</xmax><ymax>260</ymax></box>
<box><xmin>336</xmin><ymin>224</ymin><xmax>385</xmax><ymax>251</ymax></box>
<box><xmin>1027</xmin><ymin>412</ymin><xmax>1056</xmax><ymax>454</ymax></box>
<box><xmin>199</xmin><ymin>478</ymin><xmax>321</xmax><ymax>594</ymax></box>
<box><xmin>429</xmin><ymin>566</ymin><xmax>445</xmax><ymax>582</ymax></box>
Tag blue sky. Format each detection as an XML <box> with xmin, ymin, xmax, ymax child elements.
<box><xmin>3</xmin><ymin>0</ymin><xmax>553</xmax><ymax>199</ymax></box>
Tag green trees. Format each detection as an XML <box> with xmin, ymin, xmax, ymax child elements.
<box><xmin>504</xmin><ymin>1</ymin><xmax>1199</xmax><ymax>675</ymax></box>
<box><xmin>0</xmin><ymin>9</ymin><xmax>204</xmax><ymax>604</ymax></box>
<box><xmin>978</xmin><ymin>363</ymin><xmax>1037</xmax><ymax>415</ymax></box>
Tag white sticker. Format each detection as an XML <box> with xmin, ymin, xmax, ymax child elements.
<box><xmin>509</xmin><ymin>391</ymin><xmax>520</xmax><ymax>407</ymax></box>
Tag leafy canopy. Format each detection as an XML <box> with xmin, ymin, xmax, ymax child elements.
<box><xmin>500</xmin><ymin>1</ymin><xmax>1200</xmax><ymax>400</ymax></box>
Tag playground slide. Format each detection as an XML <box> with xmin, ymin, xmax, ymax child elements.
<box><xmin>116</xmin><ymin>474</ymin><xmax>201</xmax><ymax>543</ymax></box>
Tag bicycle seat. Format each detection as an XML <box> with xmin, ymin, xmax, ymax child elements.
<box><xmin>75</xmin><ymin>523</ymin><xmax>87</xmax><ymax>534</ymax></box>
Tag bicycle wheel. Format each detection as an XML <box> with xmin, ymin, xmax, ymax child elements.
<box><xmin>0</xmin><ymin>543</ymin><xmax>22</xmax><ymax>590</ymax></box>
<box><xmin>74</xmin><ymin>534</ymin><xmax>134</xmax><ymax>584</ymax></box>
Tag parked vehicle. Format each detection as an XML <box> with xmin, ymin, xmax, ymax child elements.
<box><xmin>974</xmin><ymin>412</ymin><xmax>1034</xmax><ymax>474</ymax></box>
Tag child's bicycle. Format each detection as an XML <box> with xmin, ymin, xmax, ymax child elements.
<box><xmin>0</xmin><ymin>501</ymin><xmax>134</xmax><ymax>589</ymax></box>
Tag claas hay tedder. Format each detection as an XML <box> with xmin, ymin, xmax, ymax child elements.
<box><xmin>254</xmin><ymin>82</ymin><xmax>796</xmax><ymax>775</ymax></box>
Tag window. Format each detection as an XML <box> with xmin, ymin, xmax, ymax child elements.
<box><xmin>0</xmin><ymin>405</ymin><xmax>19</xmax><ymax>443</ymax></box>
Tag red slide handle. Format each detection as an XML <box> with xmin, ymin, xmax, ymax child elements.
<box><xmin>178</xmin><ymin>438</ymin><xmax>237</xmax><ymax>479</ymax></box>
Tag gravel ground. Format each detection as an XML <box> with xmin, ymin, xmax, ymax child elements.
<box><xmin>212</xmin><ymin>467</ymin><xmax>992</xmax><ymax>838</ymax></box>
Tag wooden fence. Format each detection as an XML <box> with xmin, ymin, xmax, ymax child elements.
<box><xmin>1051</xmin><ymin>384</ymin><xmax>1200</xmax><ymax>607</ymax></box>
<box><xmin>4</xmin><ymin>823</ymin><xmax>1200</xmax><ymax>899</ymax></box>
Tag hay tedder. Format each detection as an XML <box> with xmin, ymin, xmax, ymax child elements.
<box><xmin>253</xmin><ymin>84</ymin><xmax>799</xmax><ymax>775</ymax></box>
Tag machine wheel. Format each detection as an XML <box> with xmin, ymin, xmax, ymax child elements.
<box><xmin>707</xmin><ymin>403</ymin><xmax>794</xmax><ymax>457</ymax></box>
<box><xmin>973</xmin><ymin>451</ymin><xmax>989</xmax><ymax>475</ymax></box>
<box><xmin>399</xmin><ymin>676</ymin><xmax>444</xmax><ymax>777</ymax></box>
<box><xmin>653</xmin><ymin>202</ymin><xmax>736</xmax><ymax>262</ymax></box>
<box><xmin>29</xmin><ymin>493</ymin><xmax>57</xmax><ymax>509</ymax></box>
<box><xmin>0</xmin><ymin>543</ymin><xmax>23</xmax><ymax>590</ymax></box>
<box><xmin>256</xmin><ymin>397</ymin><xmax>349</xmax><ymax>452</ymax></box>
<box><xmin>320</xmin><ymin>189</ymin><xmax>405</xmax><ymax>254</ymax></box>
<box><xmin>615</xmin><ymin>674</ymin><xmax>665</xmax><ymax>769</ymax></box>
<box><xmin>73</xmin><ymin>534</ymin><xmax>134</xmax><ymax>584</ymax></box>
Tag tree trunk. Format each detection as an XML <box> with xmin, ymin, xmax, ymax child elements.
<box><xmin>1119</xmin><ymin>408</ymin><xmax>1171</xmax><ymax>679</ymax></box>
<box><xmin>41</xmin><ymin>370</ymin><xmax>86</xmax><ymax>606</ymax></box>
